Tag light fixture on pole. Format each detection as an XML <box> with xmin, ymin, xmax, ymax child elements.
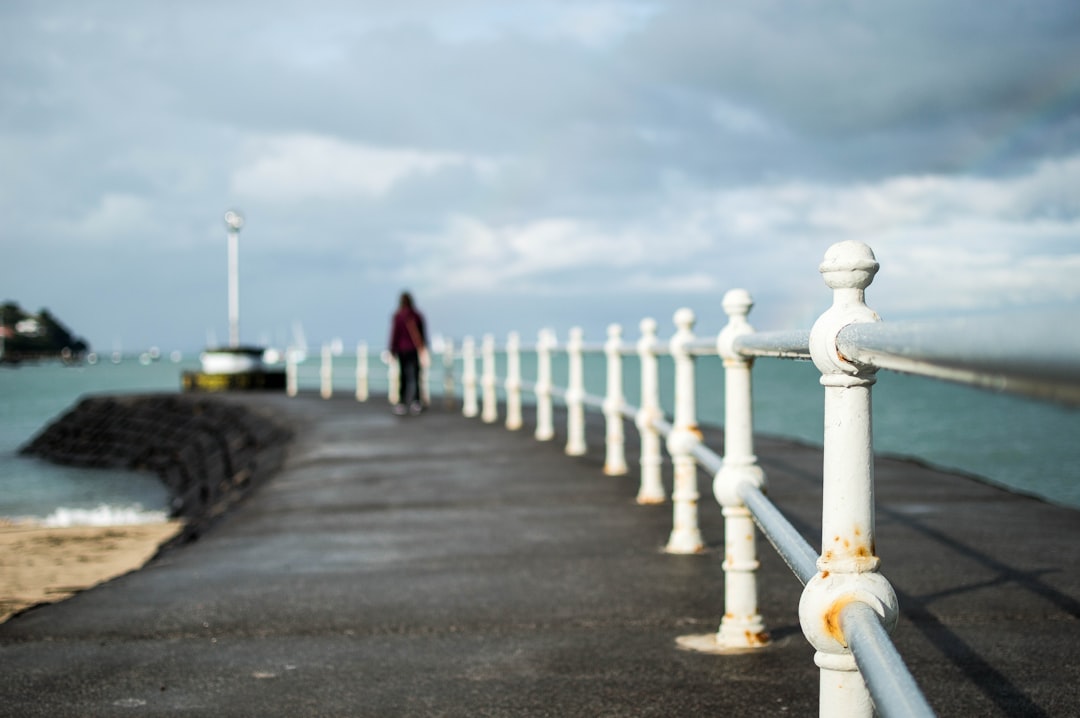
<box><xmin>185</xmin><ymin>209</ymin><xmax>285</xmax><ymax>391</ymax></box>
<box><xmin>224</xmin><ymin>210</ymin><xmax>244</xmax><ymax>348</ymax></box>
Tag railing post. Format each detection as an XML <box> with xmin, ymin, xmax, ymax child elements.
<box><xmin>482</xmin><ymin>333</ymin><xmax>498</xmax><ymax>423</ymax></box>
<box><xmin>505</xmin><ymin>332</ymin><xmax>523</xmax><ymax>430</ymax></box>
<box><xmin>800</xmin><ymin>241</ymin><xmax>898</xmax><ymax>717</ymax></box>
<box><xmin>603</xmin><ymin>324</ymin><xmax>628</xmax><ymax>475</ymax></box>
<box><xmin>286</xmin><ymin>348</ymin><xmax>298</xmax><ymax>397</ymax></box>
<box><xmin>565</xmin><ymin>327</ymin><xmax>587</xmax><ymax>456</ymax></box>
<box><xmin>355</xmin><ymin>341</ymin><xmax>369</xmax><ymax>402</ymax></box>
<box><xmin>635</xmin><ymin>318</ymin><xmax>665</xmax><ymax>504</ymax></box>
<box><xmin>462</xmin><ymin>336</ymin><xmax>478</xmax><ymax>418</ymax></box>
<box><xmin>320</xmin><ymin>343</ymin><xmax>333</xmax><ymax>399</ymax></box>
<box><xmin>713</xmin><ymin>289</ymin><xmax>769</xmax><ymax>649</ymax></box>
<box><xmin>421</xmin><ymin>349</ymin><xmax>431</xmax><ymax>407</ymax></box>
<box><xmin>386</xmin><ymin>350</ymin><xmax>400</xmax><ymax>405</ymax></box>
<box><xmin>535</xmin><ymin>329</ymin><xmax>555</xmax><ymax>441</ymax></box>
<box><xmin>442</xmin><ymin>338</ymin><xmax>456</xmax><ymax>409</ymax></box>
<box><xmin>665</xmin><ymin>308</ymin><xmax>704</xmax><ymax>554</ymax></box>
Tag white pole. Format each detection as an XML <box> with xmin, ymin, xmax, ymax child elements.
<box><xmin>481</xmin><ymin>333</ymin><xmax>498</xmax><ymax>423</ymax></box>
<box><xmin>462</xmin><ymin>336</ymin><xmax>478</xmax><ymax>418</ymax></box>
<box><xmin>355</xmin><ymin>342</ymin><xmax>369</xmax><ymax>402</ymax></box>
<box><xmin>535</xmin><ymin>329</ymin><xmax>555</xmax><ymax>441</ymax></box>
<box><xmin>603</xmin><ymin>323</ymin><xmax>628</xmax><ymax>475</ymax></box>
<box><xmin>286</xmin><ymin>347</ymin><xmax>298</xmax><ymax>397</ymax></box>
<box><xmin>635</xmin><ymin>318</ymin><xmax>665</xmax><ymax>504</ymax></box>
<box><xmin>442</xmin><ymin>338</ymin><xmax>456</xmax><ymax>409</ymax></box>
<box><xmin>224</xmin><ymin>211</ymin><xmax>244</xmax><ymax>348</ymax></box>
<box><xmin>421</xmin><ymin>348</ymin><xmax>431</xmax><ymax>407</ymax></box>
<box><xmin>800</xmin><ymin>241</ymin><xmax>898</xmax><ymax>718</ymax></box>
<box><xmin>320</xmin><ymin>343</ymin><xmax>333</xmax><ymax>399</ymax></box>
<box><xmin>665</xmin><ymin>308</ymin><xmax>704</xmax><ymax>554</ymax></box>
<box><xmin>565</xmin><ymin>327</ymin><xmax>586</xmax><ymax>456</ymax></box>
<box><xmin>714</xmin><ymin>289</ymin><xmax>768</xmax><ymax>649</ymax></box>
<box><xmin>386</xmin><ymin>350</ymin><xmax>400</xmax><ymax>405</ymax></box>
<box><xmin>505</xmin><ymin>332</ymin><xmax>523</xmax><ymax>430</ymax></box>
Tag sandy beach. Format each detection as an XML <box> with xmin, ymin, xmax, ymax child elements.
<box><xmin>0</xmin><ymin>520</ymin><xmax>183</xmax><ymax>623</ymax></box>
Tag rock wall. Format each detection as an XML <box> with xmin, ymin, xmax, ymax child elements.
<box><xmin>19</xmin><ymin>394</ymin><xmax>293</xmax><ymax>543</ymax></box>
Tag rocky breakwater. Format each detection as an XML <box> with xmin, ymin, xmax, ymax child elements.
<box><xmin>19</xmin><ymin>394</ymin><xmax>293</xmax><ymax>543</ymax></box>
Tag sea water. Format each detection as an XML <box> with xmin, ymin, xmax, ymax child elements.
<box><xmin>0</xmin><ymin>359</ymin><xmax>202</xmax><ymax>524</ymax></box>
<box><xmin>3</xmin><ymin>351</ymin><xmax>1079</xmax><ymax>527</ymax></box>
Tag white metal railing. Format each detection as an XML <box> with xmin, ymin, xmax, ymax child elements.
<box><xmin>440</xmin><ymin>256</ymin><xmax>934</xmax><ymax>715</ymax></box>
<box><xmin>290</xmin><ymin>240</ymin><xmax>1080</xmax><ymax>717</ymax></box>
<box><xmin>835</xmin><ymin>312</ymin><xmax>1080</xmax><ymax>406</ymax></box>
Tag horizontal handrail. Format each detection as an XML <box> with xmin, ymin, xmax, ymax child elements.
<box><xmin>684</xmin><ymin>439</ymin><xmax>820</xmax><ymax>586</ymax></box>
<box><xmin>689</xmin><ymin>441</ymin><xmax>723</xmax><ymax>474</ymax></box>
<box><xmin>841</xmin><ymin>601</ymin><xmax>936</xmax><ymax>718</ymax></box>
<box><xmin>687</xmin><ymin>339</ymin><xmax>721</xmax><ymax>356</ymax></box>
<box><xmin>734</xmin><ymin>329</ymin><xmax>812</xmax><ymax>360</ymax></box>
<box><xmin>738</xmin><ymin>482</ymin><xmax>818</xmax><ymax>586</ymax></box>
<box><xmin>456</xmin><ymin>343</ymin><xmax>673</xmax><ymax>357</ymax></box>
<box><xmin>838</xmin><ymin>312</ymin><xmax>1080</xmax><ymax>406</ymax></box>
<box><xmin>581</xmin><ymin>391</ymin><xmax>606</xmax><ymax>410</ymax></box>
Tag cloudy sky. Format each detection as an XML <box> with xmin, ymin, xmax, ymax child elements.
<box><xmin>3</xmin><ymin>1</ymin><xmax>1079</xmax><ymax>354</ymax></box>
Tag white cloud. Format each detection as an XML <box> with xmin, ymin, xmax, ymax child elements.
<box><xmin>694</xmin><ymin>155</ymin><xmax>1080</xmax><ymax>316</ymax></box>
<box><xmin>231</xmin><ymin>134</ymin><xmax>498</xmax><ymax>201</ymax></box>
<box><xmin>400</xmin><ymin>214</ymin><xmax>658</xmax><ymax>293</ymax></box>
<box><xmin>396</xmin><ymin>153</ymin><xmax>1080</xmax><ymax>321</ymax></box>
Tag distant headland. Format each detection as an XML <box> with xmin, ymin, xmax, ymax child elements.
<box><xmin>0</xmin><ymin>301</ymin><xmax>89</xmax><ymax>364</ymax></box>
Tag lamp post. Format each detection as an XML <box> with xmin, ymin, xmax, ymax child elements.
<box><xmin>224</xmin><ymin>210</ymin><xmax>244</xmax><ymax>348</ymax></box>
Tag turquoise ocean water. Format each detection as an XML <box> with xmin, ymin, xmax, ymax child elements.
<box><xmin>2</xmin><ymin>350</ymin><xmax>1078</xmax><ymax>525</ymax></box>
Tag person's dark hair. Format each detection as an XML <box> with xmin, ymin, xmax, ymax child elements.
<box><xmin>398</xmin><ymin>291</ymin><xmax>414</xmax><ymax>311</ymax></box>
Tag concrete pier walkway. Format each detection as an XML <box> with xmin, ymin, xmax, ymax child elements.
<box><xmin>2</xmin><ymin>394</ymin><xmax>1079</xmax><ymax>716</ymax></box>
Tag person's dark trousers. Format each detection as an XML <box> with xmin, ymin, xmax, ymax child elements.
<box><xmin>398</xmin><ymin>350</ymin><xmax>421</xmax><ymax>406</ymax></box>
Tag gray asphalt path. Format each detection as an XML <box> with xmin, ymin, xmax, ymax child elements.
<box><xmin>2</xmin><ymin>393</ymin><xmax>1078</xmax><ymax>716</ymax></box>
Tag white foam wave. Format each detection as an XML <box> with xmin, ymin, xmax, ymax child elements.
<box><xmin>40</xmin><ymin>504</ymin><xmax>170</xmax><ymax>528</ymax></box>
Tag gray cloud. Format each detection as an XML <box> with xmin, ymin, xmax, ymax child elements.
<box><xmin>1</xmin><ymin>1</ymin><xmax>1078</xmax><ymax>353</ymax></box>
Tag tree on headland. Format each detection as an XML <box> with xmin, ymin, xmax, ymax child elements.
<box><xmin>0</xmin><ymin>301</ymin><xmax>89</xmax><ymax>363</ymax></box>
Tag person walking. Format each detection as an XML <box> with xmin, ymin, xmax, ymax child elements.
<box><xmin>389</xmin><ymin>291</ymin><xmax>428</xmax><ymax>415</ymax></box>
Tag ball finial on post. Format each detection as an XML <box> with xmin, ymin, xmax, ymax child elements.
<box><xmin>818</xmin><ymin>240</ymin><xmax>879</xmax><ymax>291</ymax></box>
<box><xmin>721</xmin><ymin>288</ymin><xmax>753</xmax><ymax>320</ymax></box>
<box><xmin>718</xmin><ymin>289</ymin><xmax>754</xmax><ymax>363</ymax></box>
<box><xmin>810</xmin><ymin>241</ymin><xmax>881</xmax><ymax>379</ymax></box>
<box><xmin>673</xmin><ymin>307</ymin><xmax>695</xmax><ymax>335</ymax></box>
